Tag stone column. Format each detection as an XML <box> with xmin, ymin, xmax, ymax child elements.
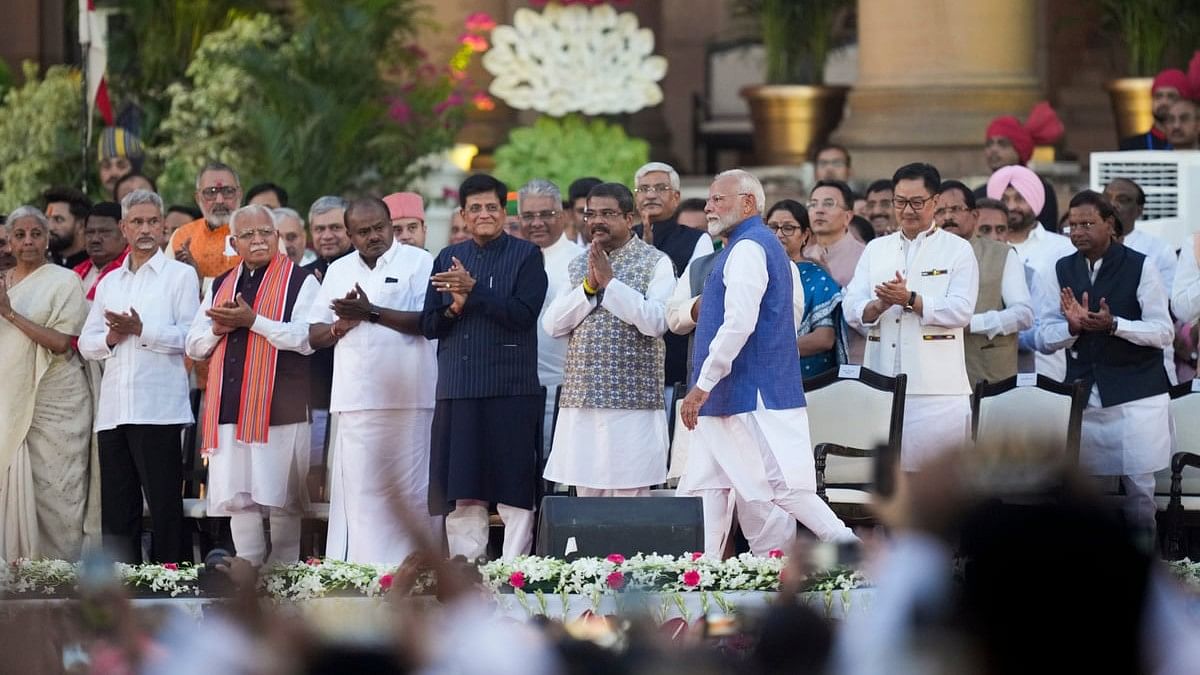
<box><xmin>833</xmin><ymin>0</ymin><xmax>1043</xmax><ymax>180</ymax></box>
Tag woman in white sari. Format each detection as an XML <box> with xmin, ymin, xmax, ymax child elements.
<box><xmin>0</xmin><ymin>206</ymin><xmax>94</xmax><ymax>560</ymax></box>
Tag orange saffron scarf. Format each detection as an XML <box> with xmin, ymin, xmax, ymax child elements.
<box><xmin>200</xmin><ymin>254</ymin><xmax>294</xmax><ymax>454</ymax></box>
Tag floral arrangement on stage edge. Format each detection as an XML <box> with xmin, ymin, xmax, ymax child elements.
<box><xmin>7</xmin><ymin>556</ymin><xmax>1198</xmax><ymax>606</ymax></box>
<box><xmin>1</xmin><ymin>552</ymin><xmax>853</xmax><ymax>603</ymax></box>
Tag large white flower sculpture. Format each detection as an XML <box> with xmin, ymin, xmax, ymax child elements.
<box><xmin>482</xmin><ymin>4</ymin><xmax>668</xmax><ymax>116</ymax></box>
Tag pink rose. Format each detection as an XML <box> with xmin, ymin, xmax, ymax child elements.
<box><xmin>682</xmin><ymin>570</ymin><xmax>700</xmax><ymax>587</ymax></box>
<box><xmin>163</xmin><ymin>563</ymin><xmax>178</xmax><ymax>571</ymax></box>
<box><xmin>509</xmin><ymin>571</ymin><xmax>526</xmax><ymax>589</ymax></box>
<box><xmin>690</xmin><ymin>551</ymin><xmax>703</xmax><ymax>561</ymax></box>
<box><xmin>464</xmin><ymin>12</ymin><xmax>497</xmax><ymax>32</ymax></box>
<box><xmin>605</xmin><ymin>553</ymin><xmax>625</xmax><ymax>565</ymax></box>
<box><xmin>379</xmin><ymin>574</ymin><xmax>394</xmax><ymax>592</ymax></box>
<box><xmin>606</xmin><ymin>571</ymin><xmax>626</xmax><ymax>590</ymax></box>
<box><xmin>305</xmin><ymin>557</ymin><xmax>321</xmax><ymax>566</ymax></box>
<box><xmin>768</xmin><ymin>549</ymin><xmax>784</xmax><ymax>559</ymax></box>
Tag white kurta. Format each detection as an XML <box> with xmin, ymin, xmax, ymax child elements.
<box><xmin>676</xmin><ymin>241</ymin><xmax>816</xmax><ymax>496</ymax></box>
<box><xmin>1011</xmin><ymin>224</ymin><xmax>1076</xmax><ymax>380</ymax></box>
<box><xmin>305</xmin><ymin>242</ymin><xmax>440</xmax><ymax>563</ymax></box>
<box><xmin>185</xmin><ymin>272</ymin><xmax>321</xmax><ymax>514</ymax></box>
<box><xmin>1037</xmin><ymin>254</ymin><xmax>1173</xmax><ymax>476</ymax></box>
<box><xmin>541</xmin><ymin>252</ymin><xmax>675</xmax><ymax>488</ymax></box>
<box><xmin>1124</xmin><ymin>228</ymin><xmax>1178</xmax><ymax>384</ymax></box>
<box><xmin>843</xmin><ymin>226</ymin><xmax>977</xmax><ymax>470</ymax></box>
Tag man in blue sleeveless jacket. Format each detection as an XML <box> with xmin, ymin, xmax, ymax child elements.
<box><xmin>678</xmin><ymin>169</ymin><xmax>856</xmax><ymax>557</ymax></box>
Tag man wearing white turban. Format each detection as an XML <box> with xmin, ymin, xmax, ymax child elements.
<box><xmin>987</xmin><ymin>165</ymin><xmax>1075</xmax><ymax>381</ymax></box>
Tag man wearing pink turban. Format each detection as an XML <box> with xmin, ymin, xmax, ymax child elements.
<box><xmin>987</xmin><ymin>164</ymin><xmax>1075</xmax><ymax>381</ymax></box>
<box><xmin>977</xmin><ymin>102</ymin><xmax>1063</xmax><ymax>232</ymax></box>
<box><xmin>1119</xmin><ymin>51</ymin><xmax>1200</xmax><ymax>150</ymax></box>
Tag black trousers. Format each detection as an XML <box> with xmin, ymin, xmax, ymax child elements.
<box><xmin>97</xmin><ymin>424</ymin><xmax>185</xmax><ymax>563</ymax></box>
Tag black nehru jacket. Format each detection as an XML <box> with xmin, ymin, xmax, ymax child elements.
<box><xmin>1055</xmin><ymin>243</ymin><xmax>1169</xmax><ymax>407</ymax></box>
<box><xmin>421</xmin><ymin>232</ymin><xmax>547</xmax><ymax>399</ymax></box>
<box><xmin>213</xmin><ymin>263</ymin><xmax>313</xmax><ymax>425</ymax></box>
<box><xmin>634</xmin><ymin>217</ymin><xmax>706</xmax><ymax>386</ymax></box>
<box><xmin>1119</xmin><ymin>131</ymin><xmax>1171</xmax><ymax>151</ymax></box>
<box><xmin>302</xmin><ymin>248</ymin><xmax>353</xmax><ymax>410</ymax></box>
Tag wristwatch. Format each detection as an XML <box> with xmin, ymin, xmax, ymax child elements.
<box><xmin>367</xmin><ymin>308</ymin><xmax>381</xmax><ymax>323</ymax></box>
<box><xmin>903</xmin><ymin>291</ymin><xmax>917</xmax><ymax>313</ymax></box>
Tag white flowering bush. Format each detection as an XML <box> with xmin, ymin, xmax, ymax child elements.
<box><xmin>483</xmin><ymin>4</ymin><xmax>667</xmax><ymax>116</ymax></box>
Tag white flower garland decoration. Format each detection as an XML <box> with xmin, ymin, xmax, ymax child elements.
<box><xmin>482</xmin><ymin>4</ymin><xmax>668</xmax><ymax>116</ymax></box>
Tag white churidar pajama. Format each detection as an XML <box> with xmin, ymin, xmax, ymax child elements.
<box><xmin>676</xmin><ymin>241</ymin><xmax>855</xmax><ymax>556</ymax></box>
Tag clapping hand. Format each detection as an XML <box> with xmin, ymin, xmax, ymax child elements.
<box><xmin>0</xmin><ymin>276</ymin><xmax>12</xmax><ymax>320</ymax></box>
<box><xmin>331</xmin><ymin>283</ymin><xmax>374</xmax><ymax>322</ymax></box>
<box><xmin>104</xmin><ymin>307</ymin><xmax>143</xmax><ymax>336</ymax></box>
<box><xmin>587</xmin><ymin>242</ymin><xmax>613</xmax><ymax>290</ymax></box>
<box><xmin>206</xmin><ymin>294</ymin><xmax>257</xmax><ymax>333</ymax></box>
<box><xmin>1060</xmin><ymin>288</ymin><xmax>1089</xmax><ymax>335</ymax></box>
<box><xmin>431</xmin><ymin>257</ymin><xmax>473</xmax><ymax>313</ymax></box>
<box><xmin>874</xmin><ymin>271</ymin><xmax>910</xmax><ymax>308</ymax></box>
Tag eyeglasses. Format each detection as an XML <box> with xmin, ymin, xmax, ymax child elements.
<box><xmin>978</xmin><ymin>223</ymin><xmax>1008</xmax><ymax>235</ymax></box>
<box><xmin>635</xmin><ymin>184</ymin><xmax>674</xmax><ymax>195</ymax></box>
<box><xmin>768</xmin><ymin>223</ymin><xmax>801</xmax><ymax>236</ymax></box>
<box><xmin>465</xmin><ymin>203</ymin><xmax>502</xmax><ymax>214</ymax></box>
<box><xmin>707</xmin><ymin>193</ymin><xmax>750</xmax><ymax>205</ymax></box>
<box><xmin>583</xmin><ymin>209</ymin><xmax>628</xmax><ymax>222</ymax></box>
<box><xmin>199</xmin><ymin>186</ymin><xmax>239</xmax><ymax>201</ymax></box>
<box><xmin>934</xmin><ymin>205</ymin><xmax>970</xmax><ymax>217</ymax></box>
<box><xmin>893</xmin><ymin>196</ymin><xmax>930</xmax><ymax>212</ymax></box>
<box><xmin>519</xmin><ymin>210</ymin><xmax>558</xmax><ymax>223</ymax></box>
<box><xmin>807</xmin><ymin>198</ymin><xmax>844</xmax><ymax>210</ymax></box>
<box><xmin>234</xmin><ymin>227</ymin><xmax>276</xmax><ymax>241</ymax></box>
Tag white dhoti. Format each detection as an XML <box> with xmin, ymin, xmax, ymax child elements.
<box><xmin>208</xmin><ymin>422</ymin><xmax>310</xmax><ymax>566</ymax></box>
<box><xmin>326</xmin><ymin>409</ymin><xmax>441</xmax><ymax>563</ymax></box>
<box><xmin>544</xmin><ymin>408</ymin><xmax>668</xmax><ymax>490</ymax></box>
<box><xmin>677</xmin><ymin>399</ymin><xmax>855</xmax><ymax>556</ymax></box>
<box><xmin>1081</xmin><ymin>392</ymin><xmax>1171</xmax><ymax>533</ymax></box>
<box><xmin>900</xmin><ymin>394</ymin><xmax>972</xmax><ymax>471</ymax></box>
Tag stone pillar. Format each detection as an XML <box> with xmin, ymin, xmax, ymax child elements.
<box><xmin>833</xmin><ymin>0</ymin><xmax>1043</xmax><ymax>180</ymax></box>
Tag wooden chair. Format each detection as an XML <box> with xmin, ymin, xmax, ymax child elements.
<box><xmin>1161</xmin><ymin>381</ymin><xmax>1200</xmax><ymax>558</ymax></box>
<box><xmin>971</xmin><ymin>374</ymin><xmax>1087</xmax><ymax>462</ymax></box>
<box><xmin>805</xmin><ymin>367</ymin><xmax>906</xmax><ymax>519</ymax></box>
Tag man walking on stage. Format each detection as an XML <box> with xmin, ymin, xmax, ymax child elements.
<box><xmin>678</xmin><ymin>169</ymin><xmax>856</xmax><ymax>557</ymax></box>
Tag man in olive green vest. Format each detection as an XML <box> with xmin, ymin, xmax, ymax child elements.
<box><xmin>937</xmin><ymin>181</ymin><xmax>1034</xmax><ymax>389</ymax></box>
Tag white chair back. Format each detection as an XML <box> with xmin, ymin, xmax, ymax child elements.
<box><xmin>806</xmin><ymin>379</ymin><xmax>895</xmax><ymax>485</ymax></box>
<box><xmin>975</xmin><ymin>387</ymin><xmax>1074</xmax><ymax>456</ymax></box>
<box><xmin>1157</xmin><ymin>391</ymin><xmax>1200</xmax><ymax>496</ymax></box>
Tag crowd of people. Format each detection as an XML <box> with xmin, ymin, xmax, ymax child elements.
<box><xmin>2</xmin><ymin>68</ymin><xmax>1200</xmax><ymax>574</ymax></box>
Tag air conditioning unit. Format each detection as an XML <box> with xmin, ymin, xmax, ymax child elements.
<box><xmin>1090</xmin><ymin>150</ymin><xmax>1200</xmax><ymax>250</ymax></box>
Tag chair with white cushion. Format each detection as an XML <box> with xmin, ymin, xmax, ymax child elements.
<box><xmin>805</xmin><ymin>367</ymin><xmax>906</xmax><ymax>517</ymax></box>
<box><xmin>1161</xmin><ymin>381</ymin><xmax>1200</xmax><ymax>558</ymax></box>
<box><xmin>971</xmin><ymin>374</ymin><xmax>1087</xmax><ymax>463</ymax></box>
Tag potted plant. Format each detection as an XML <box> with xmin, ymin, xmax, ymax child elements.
<box><xmin>736</xmin><ymin>0</ymin><xmax>853</xmax><ymax>166</ymax></box>
<box><xmin>1098</xmin><ymin>0</ymin><xmax>1200</xmax><ymax>141</ymax></box>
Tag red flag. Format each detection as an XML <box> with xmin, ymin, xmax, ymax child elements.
<box><xmin>79</xmin><ymin>0</ymin><xmax>114</xmax><ymax>131</ymax></box>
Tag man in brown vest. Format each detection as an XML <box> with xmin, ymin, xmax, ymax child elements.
<box><xmin>938</xmin><ymin>181</ymin><xmax>1033</xmax><ymax>389</ymax></box>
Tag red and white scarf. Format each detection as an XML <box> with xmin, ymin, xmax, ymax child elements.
<box><xmin>200</xmin><ymin>254</ymin><xmax>295</xmax><ymax>454</ymax></box>
<box><xmin>73</xmin><ymin>247</ymin><xmax>129</xmax><ymax>300</ymax></box>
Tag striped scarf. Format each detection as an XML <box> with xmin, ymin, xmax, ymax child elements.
<box><xmin>200</xmin><ymin>254</ymin><xmax>294</xmax><ymax>454</ymax></box>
